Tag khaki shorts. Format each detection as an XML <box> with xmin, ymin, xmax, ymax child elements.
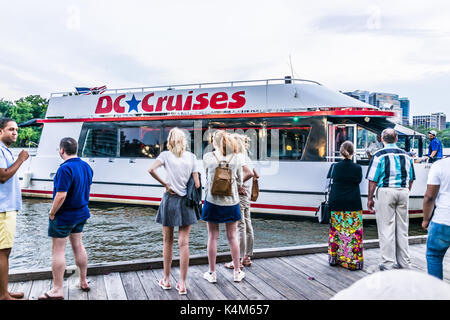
<box><xmin>0</xmin><ymin>211</ymin><xmax>18</xmax><ymax>250</ymax></box>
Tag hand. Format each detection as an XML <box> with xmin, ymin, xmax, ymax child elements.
<box><xmin>422</xmin><ymin>220</ymin><xmax>430</xmax><ymax>230</ymax></box>
<box><xmin>18</xmin><ymin>150</ymin><xmax>30</xmax><ymax>162</ymax></box>
<box><xmin>238</xmin><ymin>186</ymin><xmax>247</xmax><ymax>196</ymax></box>
<box><xmin>164</xmin><ymin>184</ymin><xmax>176</xmax><ymax>195</ymax></box>
<box><xmin>367</xmin><ymin>198</ymin><xmax>375</xmax><ymax>214</ymax></box>
<box><xmin>49</xmin><ymin>210</ymin><xmax>55</xmax><ymax>221</ymax></box>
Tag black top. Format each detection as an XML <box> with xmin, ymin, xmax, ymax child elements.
<box><xmin>327</xmin><ymin>159</ymin><xmax>363</xmax><ymax>211</ymax></box>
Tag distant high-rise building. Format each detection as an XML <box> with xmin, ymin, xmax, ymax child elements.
<box><xmin>343</xmin><ymin>90</ymin><xmax>370</xmax><ymax>104</ymax></box>
<box><xmin>413</xmin><ymin>112</ymin><xmax>447</xmax><ymax>130</ymax></box>
<box><xmin>399</xmin><ymin>97</ymin><xmax>410</xmax><ymax>126</ymax></box>
<box><xmin>369</xmin><ymin>92</ymin><xmax>402</xmax><ymax>123</ymax></box>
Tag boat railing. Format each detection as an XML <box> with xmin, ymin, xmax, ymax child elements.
<box><xmin>50</xmin><ymin>78</ymin><xmax>322</xmax><ymax>98</ymax></box>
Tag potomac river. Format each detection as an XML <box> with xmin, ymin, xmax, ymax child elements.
<box><xmin>10</xmin><ymin>198</ymin><xmax>427</xmax><ymax>271</ymax></box>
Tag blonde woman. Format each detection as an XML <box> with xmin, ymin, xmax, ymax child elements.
<box><xmin>148</xmin><ymin>127</ymin><xmax>200</xmax><ymax>295</ymax></box>
<box><xmin>202</xmin><ymin>130</ymin><xmax>245</xmax><ymax>283</ymax></box>
<box><xmin>225</xmin><ymin>134</ymin><xmax>256</xmax><ymax>269</ymax></box>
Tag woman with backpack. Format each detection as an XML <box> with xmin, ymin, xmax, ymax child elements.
<box><xmin>148</xmin><ymin>127</ymin><xmax>200</xmax><ymax>295</ymax></box>
<box><xmin>202</xmin><ymin>130</ymin><xmax>246</xmax><ymax>283</ymax></box>
<box><xmin>225</xmin><ymin>133</ymin><xmax>256</xmax><ymax>270</ymax></box>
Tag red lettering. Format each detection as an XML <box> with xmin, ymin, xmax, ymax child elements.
<box><xmin>192</xmin><ymin>93</ymin><xmax>209</xmax><ymax>110</ymax></box>
<box><xmin>228</xmin><ymin>91</ymin><xmax>246</xmax><ymax>109</ymax></box>
<box><xmin>155</xmin><ymin>96</ymin><xmax>168</xmax><ymax>112</ymax></box>
<box><xmin>95</xmin><ymin>96</ymin><xmax>113</xmax><ymax>114</ymax></box>
<box><xmin>210</xmin><ymin>92</ymin><xmax>228</xmax><ymax>109</ymax></box>
<box><xmin>183</xmin><ymin>91</ymin><xmax>194</xmax><ymax>111</ymax></box>
<box><xmin>142</xmin><ymin>93</ymin><xmax>154</xmax><ymax>112</ymax></box>
<box><xmin>166</xmin><ymin>95</ymin><xmax>183</xmax><ymax>111</ymax></box>
<box><xmin>113</xmin><ymin>95</ymin><xmax>126</xmax><ymax>113</ymax></box>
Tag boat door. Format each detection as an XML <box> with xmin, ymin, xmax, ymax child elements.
<box><xmin>328</xmin><ymin>124</ymin><xmax>357</xmax><ymax>161</ymax></box>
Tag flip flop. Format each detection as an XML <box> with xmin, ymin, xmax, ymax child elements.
<box><xmin>224</xmin><ymin>261</ymin><xmax>244</xmax><ymax>270</ymax></box>
<box><xmin>158</xmin><ymin>279</ymin><xmax>171</xmax><ymax>290</ymax></box>
<box><xmin>38</xmin><ymin>292</ymin><xmax>64</xmax><ymax>300</ymax></box>
<box><xmin>176</xmin><ymin>283</ymin><xmax>187</xmax><ymax>295</ymax></box>
<box><xmin>77</xmin><ymin>284</ymin><xmax>91</xmax><ymax>292</ymax></box>
<box><xmin>9</xmin><ymin>291</ymin><xmax>25</xmax><ymax>299</ymax></box>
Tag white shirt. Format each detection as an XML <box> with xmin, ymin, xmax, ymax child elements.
<box><xmin>427</xmin><ymin>157</ymin><xmax>450</xmax><ymax>226</ymax></box>
<box><xmin>240</xmin><ymin>154</ymin><xmax>254</xmax><ymax>192</ymax></box>
<box><xmin>155</xmin><ymin>150</ymin><xmax>199</xmax><ymax>196</ymax></box>
<box><xmin>203</xmin><ymin>151</ymin><xmax>243</xmax><ymax>206</ymax></box>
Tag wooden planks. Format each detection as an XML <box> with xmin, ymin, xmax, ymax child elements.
<box><xmin>7</xmin><ymin>242</ymin><xmax>448</xmax><ymax>300</ymax></box>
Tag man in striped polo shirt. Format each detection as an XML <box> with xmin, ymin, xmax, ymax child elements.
<box><xmin>366</xmin><ymin>128</ymin><xmax>416</xmax><ymax>271</ymax></box>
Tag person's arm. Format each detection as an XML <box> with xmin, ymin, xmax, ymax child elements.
<box><xmin>242</xmin><ymin>165</ymin><xmax>253</xmax><ymax>183</ymax></box>
<box><xmin>148</xmin><ymin>159</ymin><xmax>174</xmax><ymax>194</ymax></box>
<box><xmin>193</xmin><ymin>171</ymin><xmax>200</xmax><ymax>189</ymax></box>
<box><xmin>49</xmin><ymin>192</ymin><xmax>67</xmax><ymax>220</ymax></box>
<box><xmin>0</xmin><ymin>150</ymin><xmax>29</xmax><ymax>184</ymax></box>
<box><xmin>429</xmin><ymin>150</ymin><xmax>437</xmax><ymax>158</ymax></box>
<box><xmin>367</xmin><ymin>180</ymin><xmax>377</xmax><ymax>213</ymax></box>
<box><xmin>422</xmin><ymin>185</ymin><xmax>440</xmax><ymax>230</ymax></box>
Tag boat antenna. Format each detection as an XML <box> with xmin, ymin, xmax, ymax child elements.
<box><xmin>289</xmin><ymin>54</ymin><xmax>295</xmax><ymax>79</ymax></box>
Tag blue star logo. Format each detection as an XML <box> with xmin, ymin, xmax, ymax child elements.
<box><xmin>126</xmin><ymin>94</ymin><xmax>141</xmax><ymax>112</ymax></box>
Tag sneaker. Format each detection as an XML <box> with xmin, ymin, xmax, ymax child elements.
<box><xmin>203</xmin><ymin>271</ymin><xmax>217</xmax><ymax>283</ymax></box>
<box><xmin>234</xmin><ymin>270</ymin><xmax>245</xmax><ymax>282</ymax></box>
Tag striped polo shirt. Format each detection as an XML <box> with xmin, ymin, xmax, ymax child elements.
<box><xmin>366</xmin><ymin>143</ymin><xmax>416</xmax><ymax>188</ymax></box>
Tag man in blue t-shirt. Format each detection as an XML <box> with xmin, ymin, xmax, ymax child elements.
<box><xmin>426</xmin><ymin>130</ymin><xmax>443</xmax><ymax>163</ymax></box>
<box><xmin>39</xmin><ymin>137</ymin><xmax>93</xmax><ymax>300</ymax></box>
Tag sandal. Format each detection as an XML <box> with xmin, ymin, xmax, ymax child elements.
<box><xmin>158</xmin><ymin>279</ymin><xmax>171</xmax><ymax>290</ymax></box>
<box><xmin>176</xmin><ymin>283</ymin><xmax>187</xmax><ymax>295</ymax></box>
<box><xmin>242</xmin><ymin>257</ymin><xmax>252</xmax><ymax>267</ymax></box>
<box><xmin>224</xmin><ymin>261</ymin><xmax>244</xmax><ymax>270</ymax></box>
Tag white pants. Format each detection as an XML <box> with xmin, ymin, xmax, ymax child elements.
<box><xmin>237</xmin><ymin>196</ymin><xmax>254</xmax><ymax>258</ymax></box>
<box><xmin>374</xmin><ymin>187</ymin><xmax>412</xmax><ymax>269</ymax></box>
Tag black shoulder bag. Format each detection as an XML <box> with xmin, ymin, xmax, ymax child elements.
<box><xmin>316</xmin><ymin>164</ymin><xmax>335</xmax><ymax>224</ymax></box>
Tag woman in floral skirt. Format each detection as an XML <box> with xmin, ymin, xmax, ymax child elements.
<box><xmin>327</xmin><ymin>141</ymin><xmax>364</xmax><ymax>270</ymax></box>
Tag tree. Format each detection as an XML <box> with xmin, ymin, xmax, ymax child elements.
<box><xmin>1</xmin><ymin>95</ymin><xmax>48</xmax><ymax>147</ymax></box>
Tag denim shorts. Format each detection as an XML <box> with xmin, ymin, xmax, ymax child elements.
<box><xmin>48</xmin><ymin>218</ymin><xmax>87</xmax><ymax>238</ymax></box>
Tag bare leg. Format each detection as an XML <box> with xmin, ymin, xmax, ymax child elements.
<box><xmin>162</xmin><ymin>226</ymin><xmax>174</xmax><ymax>284</ymax></box>
<box><xmin>48</xmin><ymin>237</ymin><xmax>67</xmax><ymax>297</ymax></box>
<box><xmin>178</xmin><ymin>225</ymin><xmax>192</xmax><ymax>291</ymax></box>
<box><xmin>225</xmin><ymin>221</ymin><xmax>240</xmax><ymax>273</ymax></box>
<box><xmin>69</xmin><ymin>232</ymin><xmax>88</xmax><ymax>288</ymax></box>
<box><xmin>207</xmin><ymin>222</ymin><xmax>219</xmax><ymax>273</ymax></box>
<box><xmin>0</xmin><ymin>248</ymin><xmax>13</xmax><ymax>300</ymax></box>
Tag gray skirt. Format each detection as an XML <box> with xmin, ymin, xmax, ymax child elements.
<box><xmin>156</xmin><ymin>192</ymin><xmax>198</xmax><ymax>227</ymax></box>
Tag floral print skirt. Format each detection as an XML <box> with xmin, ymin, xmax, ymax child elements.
<box><xmin>328</xmin><ymin>210</ymin><xmax>364</xmax><ymax>270</ymax></box>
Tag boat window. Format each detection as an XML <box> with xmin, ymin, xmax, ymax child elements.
<box><xmin>120</xmin><ymin>127</ymin><xmax>162</xmax><ymax>158</ymax></box>
<box><xmin>80</xmin><ymin>127</ymin><xmax>118</xmax><ymax>157</ymax></box>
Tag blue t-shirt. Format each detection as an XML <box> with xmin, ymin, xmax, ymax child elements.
<box><xmin>53</xmin><ymin>157</ymin><xmax>93</xmax><ymax>226</ymax></box>
<box><xmin>428</xmin><ymin>137</ymin><xmax>443</xmax><ymax>159</ymax></box>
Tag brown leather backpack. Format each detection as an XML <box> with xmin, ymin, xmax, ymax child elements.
<box><xmin>210</xmin><ymin>153</ymin><xmax>234</xmax><ymax>196</ymax></box>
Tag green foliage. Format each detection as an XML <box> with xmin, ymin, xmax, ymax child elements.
<box><xmin>409</xmin><ymin>125</ymin><xmax>450</xmax><ymax>148</ymax></box>
<box><xmin>0</xmin><ymin>95</ymin><xmax>48</xmax><ymax>147</ymax></box>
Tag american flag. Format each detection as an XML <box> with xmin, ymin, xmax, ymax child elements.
<box><xmin>75</xmin><ymin>85</ymin><xmax>107</xmax><ymax>95</ymax></box>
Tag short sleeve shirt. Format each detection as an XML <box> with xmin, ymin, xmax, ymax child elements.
<box><xmin>53</xmin><ymin>157</ymin><xmax>93</xmax><ymax>226</ymax></box>
<box><xmin>428</xmin><ymin>137</ymin><xmax>443</xmax><ymax>159</ymax></box>
<box><xmin>0</xmin><ymin>142</ymin><xmax>22</xmax><ymax>212</ymax></box>
<box><xmin>155</xmin><ymin>151</ymin><xmax>199</xmax><ymax>196</ymax></box>
<box><xmin>427</xmin><ymin>157</ymin><xmax>450</xmax><ymax>226</ymax></box>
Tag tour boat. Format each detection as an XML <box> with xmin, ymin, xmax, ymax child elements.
<box><xmin>18</xmin><ymin>78</ymin><xmax>429</xmax><ymax>219</ymax></box>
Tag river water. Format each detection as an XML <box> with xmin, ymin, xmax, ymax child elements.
<box><xmin>10</xmin><ymin>198</ymin><xmax>427</xmax><ymax>271</ymax></box>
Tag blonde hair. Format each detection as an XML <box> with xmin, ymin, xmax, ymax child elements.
<box><xmin>340</xmin><ymin>140</ymin><xmax>354</xmax><ymax>159</ymax></box>
<box><xmin>166</xmin><ymin>127</ymin><xmax>187</xmax><ymax>157</ymax></box>
<box><xmin>231</xmin><ymin>133</ymin><xmax>250</xmax><ymax>155</ymax></box>
<box><xmin>213</xmin><ymin>130</ymin><xmax>237</xmax><ymax>156</ymax></box>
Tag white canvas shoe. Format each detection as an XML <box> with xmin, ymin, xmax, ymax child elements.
<box><xmin>203</xmin><ymin>271</ymin><xmax>217</xmax><ymax>283</ymax></box>
<box><xmin>234</xmin><ymin>270</ymin><xmax>245</xmax><ymax>282</ymax></box>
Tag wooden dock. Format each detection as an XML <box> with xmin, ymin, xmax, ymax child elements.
<box><xmin>7</xmin><ymin>236</ymin><xmax>449</xmax><ymax>300</ymax></box>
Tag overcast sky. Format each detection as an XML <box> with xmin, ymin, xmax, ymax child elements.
<box><xmin>1</xmin><ymin>0</ymin><xmax>449</xmax><ymax>117</ymax></box>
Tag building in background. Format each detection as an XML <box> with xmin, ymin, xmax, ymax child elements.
<box><xmin>413</xmin><ymin>112</ymin><xmax>447</xmax><ymax>130</ymax></box>
<box><xmin>369</xmin><ymin>92</ymin><xmax>402</xmax><ymax>124</ymax></box>
<box><xmin>399</xmin><ymin>97</ymin><xmax>410</xmax><ymax>126</ymax></box>
<box><xmin>342</xmin><ymin>90</ymin><xmax>370</xmax><ymax>104</ymax></box>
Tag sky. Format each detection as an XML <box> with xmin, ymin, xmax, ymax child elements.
<box><xmin>1</xmin><ymin>0</ymin><xmax>449</xmax><ymax>117</ymax></box>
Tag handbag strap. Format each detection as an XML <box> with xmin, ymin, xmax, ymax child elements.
<box><xmin>213</xmin><ymin>151</ymin><xmax>234</xmax><ymax>167</ymax></box>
